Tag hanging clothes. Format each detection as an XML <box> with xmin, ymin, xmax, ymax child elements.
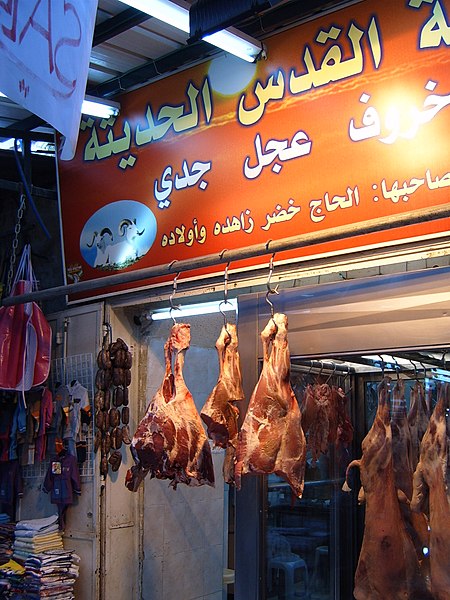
<box><xmin>64</xmin><ymin>380</ymin><xmax>90</xmax><ymax>458</ymax></box>
<box><xmin>43</xmin><ymin>450</ymin><xmax>81</xmax><ymax>530</ymax></box>
<box><xmin>0</xmin><ymin>460</ymin><xmax>23</xmax><ymax>520</ymax></box>
<box><xmin>0</xmin><ymin>395</ymin><xmax>17</xmax><ymax>462</ymax></box>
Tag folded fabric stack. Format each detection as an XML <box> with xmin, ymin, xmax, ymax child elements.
<box><xmin>0</xmin><ymin>558</ymin><xmax>25</xmax><ymax>595</ymax></box>
<box><xmin>7</xmin><ymin>549</ymin><xmax>80</xmax><ymax>600</ymax></box>
<box><xmin>0</xmin><ymin>522</ymin><xmax>15</xmax><ymax>563</ymax></box>
<box><xmin>13</xmin><ymin>516</ymin><xmax>63</xmax><ymax>562</ymax></box>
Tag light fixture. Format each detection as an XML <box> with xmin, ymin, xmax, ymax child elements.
<box><xmin>117</xmin><ymin>0</ymin><xmax>264</xmax><ymax>63</ymax></box>
<box><xmin>118</xmin><ymin>0</ymin><xmax>189</xmax><ymax>31</ymax></box>
<box><xmin>1</xmin><ymin>90</ymin><xmax>119</xmax><ymax>119</ymax></box>
<box><xmin>81</xmin><ymin>95</ymin><xmax>120</xmax><ymax>118</ymax></box>
<box><xmin>204</xmin><ymin>26</ymin><xmax>264</xmax><ymax>63</ymax></box>
<box><xmin>150</xmin><ymin>298</ymin><xmax>237</xmax><ymax>321</ymax></box>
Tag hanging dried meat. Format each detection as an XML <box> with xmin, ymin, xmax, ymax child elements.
<box><xmin>411</xmin><ymin>382</ymin><xmax>450</xmax><ymax>600</ymax></box>
<box><xmin>125</xmin><ymin>323</ymin><xmax>215</xmax><ymax>491</ymax></box>
<box><xmin>201</xmin><ymin>324</ymin><xmax>244</xmax><ymax>484</ymax></box>
<box><xmin>94</xmin><ymin>335</ymin><xmax>133</xmax><ymax>478</ymax></box>
<box><xmin>344</xmin><ymin>378</ymin><xmax>432</xmax><ymax>600</ymax></box>
<box><xmin>235</xmin><ymin>313</ymin><xmax>306</xmax><ymax>498</ymax></box>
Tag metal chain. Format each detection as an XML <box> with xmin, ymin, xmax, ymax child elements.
<box><xmin>6</xmin><ymin>193</ymin><xmax>26</xmax><ymax>295</ymax></box>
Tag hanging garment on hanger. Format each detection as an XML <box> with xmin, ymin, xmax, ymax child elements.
<box><xmin>43</xmin><ymin>452</ymin><xmax>81</xmax><ymax>530</ymax></box>
<box><xmin>65</xmin><ymin>381</ymin><xmax>90</xmax><ymax>458</ymax></box>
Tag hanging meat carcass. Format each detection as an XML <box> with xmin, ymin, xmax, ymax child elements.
<box><xmin>407</xmin><ymin>380</ymin><xmax>430</xmax><ymax>471</ymax></box>
<box><xmin>201</xmin><ymin>324</ymin><xmax>245</xmax><ymax>484</ymax></box>
<box><xmin>304</xmin><ymin>382</ymin><xmax>332</xmax><ymax>465</ymax></box>
<box><xmin>344</xmin><ymin>378</ymin><xmax>432</xmax><ymax>600</ymax></box>
<box><xmin>235</xmin><ymin>313</ymin><xmax>306</xmax><ymax>498</ymax></box>
<box><xmin>411</xmin><ymin>382</ymin><xmax>450</xmax><ymax>600</ymax></box>
<box><xmin>390</xmin><ymin>379</ymin><xmax>430</xmax><ymax>580</ymax></box>
<box><xmin>125</xmin><ymin>323</ymin><xmax>215</xmax><ymax>491</ymax></box>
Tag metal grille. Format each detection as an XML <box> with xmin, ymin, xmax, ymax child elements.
<box><xmin>22</xmin><ymin>353</ymin><xmax>95</xmax><ymax>480</ymax></box>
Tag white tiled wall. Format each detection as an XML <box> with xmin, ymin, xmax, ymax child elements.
<box><xmin>142</xmin><ymin>322</ymin><xmax>228</xmax><ymax>600</ymax></box>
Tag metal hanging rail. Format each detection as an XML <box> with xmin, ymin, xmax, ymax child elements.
<box><xmin>3</xmin><ymin>203</ymin><xmax>450</xmax><ymax>307</ymax></box>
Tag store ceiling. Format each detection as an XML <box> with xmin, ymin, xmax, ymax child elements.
<box><xmin>0</xmin><ymin>0</ymin><xmax>349</xmax><ymax>136</ymax></box>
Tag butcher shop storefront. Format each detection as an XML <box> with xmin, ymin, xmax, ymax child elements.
<box><xmin>7</xmin><ymin>0</ymin><xmax>448</xmax><ymax>599</ymax></box>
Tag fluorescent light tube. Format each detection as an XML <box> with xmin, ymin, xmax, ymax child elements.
<box><xmin>82</xmin><ymin>96</ymin><xmax>120</xmax><ymax>118</ymax></box>
<box><xmin>150</xmin><ymin>298</ymin><xmax>237</xmax><ymax>321</ymax></box>
<box><xmin>117</xmin><ymin>0</ymin><xmax>189</xmax><ymax>32</ymax></box>
<box><xmin>1</xmin><ymin>89</ymin><xmax>119</xmax><ymax>118</ymax></box>
<box><xmin>117</xmin><ymin>0</ymin><xmax>263</xmax><ymax>62</ymax></box>
<box><xmin>204</xmin><ymin>27</ymin><xmax>263</xmax><ymax>63</ymax></box>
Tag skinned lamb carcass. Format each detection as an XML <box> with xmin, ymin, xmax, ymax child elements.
<box><xmin>411</xmin><ymin>382</ymin><xmax>450</xmax><ymax>600</ymax></box>
<box><xmin>390</xmin><ymin>379</ymin><xmax>430</xmax><ymax>580</ymax></box>
<box><xmin>344</xmin><ymin>378</ymin><xmax>432</xmax><ymax>600</ymax></box>
<box><xmin>407</xmin><ymin>380</ymin><xmax>430</xmax><ymax>471</ymax></box>
<box><xmin>125</xmin><ymin>323</ymin><xmax>214</xmax><ymax>491</ymax></box>
<box><xmin>306</xmin><ymin>383</ymin><xmax>332</xmax><ymax>465</ymax></box>
<box><xmin>235</xmin><ymin>313</ymin><xmax>306</xmax><ymax>498</ymax></box>
<box><xmin>201</xmin><ymin>324</ymin><xmax>245</xmax><ymax>484</ymax></box>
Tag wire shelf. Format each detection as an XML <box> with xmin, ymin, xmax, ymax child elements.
<box><xmin>22</xmin><ymin>353</ymin><xmax>95</xmax><ymax>480</ymax></box>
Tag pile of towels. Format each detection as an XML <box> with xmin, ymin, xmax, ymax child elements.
<box><xmin>13</xmin><ymin>516</ymin><xmax>63</xmax><ymax>562</ymax></box>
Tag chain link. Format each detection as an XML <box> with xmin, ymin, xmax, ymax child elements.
<box><xmin>6</xmin><ymin>193</ymin><xmax>26</xmax><ymax>295</ymax></box>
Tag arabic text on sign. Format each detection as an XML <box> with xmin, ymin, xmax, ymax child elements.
<box><xmin>161</xmin><ymin>218</ymin><xmax>207</xmax><ymax>248</ymax></box>
<box><xmin>309</xmin><ymin>186</ymin><xmax>360</xmax><ymax>223</ymax></box>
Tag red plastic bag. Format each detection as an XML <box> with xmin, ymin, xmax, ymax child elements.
<box><xmin>0</xmin><ymin>246</ymin><xmax>51</xmax><ymax>391</ymax></box>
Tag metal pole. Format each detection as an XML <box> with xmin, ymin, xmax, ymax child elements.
<box><xmin>3</xmin><ymin>203</ymin><xmax>450</xmax><ymax>306</ymax></box>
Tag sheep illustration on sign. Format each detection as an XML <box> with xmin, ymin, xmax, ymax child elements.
<box><xmin>80</xmin><ymin>200</ymin><xmax>157</xmax><ymax>270</ymax></box>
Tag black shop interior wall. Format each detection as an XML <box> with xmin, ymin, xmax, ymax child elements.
<box><xmin>0</xmin><ymin>148</ymin><xmax>64</xmax><ymax>313</ymax></box>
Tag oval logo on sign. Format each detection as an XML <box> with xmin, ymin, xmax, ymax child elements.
<box><xmin>80</xmin><ymin>200</ymin><xmax>157</xmax><ymax>270</ymax></box>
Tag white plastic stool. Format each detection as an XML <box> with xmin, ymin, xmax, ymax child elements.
<box><xmin>268</xmin><ymin>555</ymin><xmax>309</xmax><ymax>599</ymax></box>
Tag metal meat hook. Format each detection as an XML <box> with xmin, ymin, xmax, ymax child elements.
<box><xmin>265</xmin><ymin>252</ymin><xmax>279</xmax><ymax>318</ymax></box>
<box><xmin>169</xmin><ymin>272</ymin><xmax>182</xmax><ymax>324</ymax></box>
<box><xmin>219</xmin><ymin>260</ymin><xmax>232</xmax><ymax>339</ymax></box>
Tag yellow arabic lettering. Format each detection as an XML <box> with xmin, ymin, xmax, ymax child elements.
<box><xmin>213</xmin><ymin>209</ymin><xmax>255</xmax><ymax>235</ymax></box>
<box><xmin>161</xmin><ymin>220</ymin><xmax>206</xmax><ymax>248</ymax></box>
<box><xmin>84</xmin><ymin>122</ymin><xmax>132</xmax><ymax>161</ymax></box>
<box><xmin>381</xmin><ymin>178</ymin><xmax>425</xmax><ymax>203</ymax></box>
<box><xmin>262</xmin><ymin>199</ymin><xmax>301</xmax><ymax>230</ymax></box>
<box><xmin>290</xmin><ymin>20</ymin><xmax>377</xmax><ymax>95</ymax></box>
<box><xmin>324</xmin><ymin>186</ymin><xmax>360</xmax><ymax>211</ymax></box>
<box><xmin>309</xmin><ymin>199</ymin><xmax>325</xmax><ymax>223</ymax></box>
<box><xmin>238</xmin><ymin>70</ymin><xmax>285</xmax><ymax>126</ymax></box>
<box><xmin>135</xmin><ymin>77</ymin><xmax>212</xmax><ymax>147</ymax></box>
<box><xmin>419</xmin><ymin>1</ymin><xmax>450</xmax><ymax>48</ymax></box>
<box><xmin>201</xmin><ymin>78</ymin><xmax>212</xmax><ymax>124</ymax></box>
<box><xmin>426</xmin><ymin>169</ymin><xmax>450</xmax><ymax>189</ymax></box>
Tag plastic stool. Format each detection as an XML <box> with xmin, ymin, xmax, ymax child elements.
<box><xmin>311</xmin><ymin>545</ymin><xmax>329</xmax><ymax>592</ymax></box>
<box><xmin>268</xmin><ymin>555</ymin><xmax>309</xmax><ymax>599</ymax></box>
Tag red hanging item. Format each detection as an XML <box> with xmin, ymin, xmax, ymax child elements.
<box><xmin>0</xmin><ymin>245</ymin><xmax>51</xmax><ymax>391</ymax></box>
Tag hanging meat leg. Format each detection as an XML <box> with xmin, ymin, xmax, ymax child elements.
<box><xmin>201</xmin><ymin>323</ymin><xmax>245</xmax><ymax>483</ymax></box>
<box><xmin>407</xmin><ymin>380</ymin><xmax>430</xmax><ymax>471</ymax></box>
<box><xmin>344</xmin><ymin>378</ymin><xmax>432</xmax><ymax>600</ymax></box>
<box><xmin>390</xmin><ymin>379</ymin><xmax>430</xmax><ymax>582</ymax></box>
<box><xmin>125</xmin><ymin>323</ymin><xmax>214</xmax><ymax>491</ymax></box>
<box><xmin>411</xmin><ymin>383</ymin><xmax>450</xmax><ymax>600</ymax></box>
<box><xmin>235</xmin><ymin>313</ymin><xmax>306</xmax><ymax>498</ymax></box>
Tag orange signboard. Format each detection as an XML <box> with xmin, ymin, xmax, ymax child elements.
<box><xmin>58</xmin><ymin>0</ymin><xmax>450</xmax><ymax>299</ymax></box>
